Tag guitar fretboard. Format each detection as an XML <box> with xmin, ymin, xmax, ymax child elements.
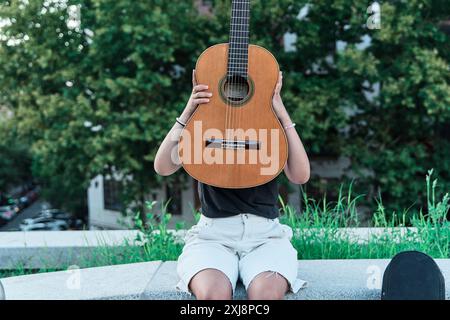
<box><xmin>227</xmin><ymin>0</ymin><xmax>250</xmax><ymax>78</ymax></box>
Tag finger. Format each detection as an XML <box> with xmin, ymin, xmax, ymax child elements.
<box><xmin>192</xmin><ymin>84</ymin><xmax>209</xmax><ymax>93</ymax></box>
<box><xmin>192</xmin><ymin>69</ymin><xmax>197</xmax><ymax>86</ymax></box>
<box><xmin>194</xmin><ymin>92</ymin><xmax>212</xmax><ymax>99</ymax></box>
<box><xmin>277</xmin><ymin>71</ymin><xmax>283</xmax><ymax>91</ymax></box>
<box><xmin>275</xmin><ymin>79</ymin><xmax>281</xmax><ymax>92</ymax></box>
<box><xmin>277</xmin><ymin>81</ymin><xmax>282</xmax><ymax>91</ymax></box>
<box><xmin>193</xmin><ymin>98</ymin><xmax>210</xmax><ymax>105</ymax></box>
<box><xmin>274</xmin><ymin>86</ymin><xmax>281</xmax><ymax>95</ymax></box>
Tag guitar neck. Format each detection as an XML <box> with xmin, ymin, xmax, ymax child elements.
<box><xmin>227</xmin><ymin>0</ymin><xmax>250</xmax><ymax>78</ymax></box>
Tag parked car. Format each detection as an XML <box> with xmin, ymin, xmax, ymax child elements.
<box><xmin>8</xmin><ymin>198</ymin><xmax>25</xmax><ymax>212</ymax></box>
<box><xmin>0</xmin><ymin>194</ymin><xmax>18</xmax><ymax>209</ymax></box>
<box><xmin>18</xmin><ymin>196</ymin><xmax>29</xmax><ymax>209</ymax></box>
<box><xmin>0</xmin><ymin>193</ymin><xmax>19</xmax><ymax>224</ymax></box>
<box><xmin>69</xmin><ymin>218</ymin><xmax>85</xmax><ymax>229</ymax></box>
<box><xmin>0</xmin><ymin>205</ymin><xmax>17</xmax><ymax>225</ymax></box>
<box><xmin>19</xmin><ymin>217</ymin><xmax>69</xmax><ymax>231</ymax></box>
<box><xmin>11</xmin><ymin>200</ymin><xmax>20</xmax><ymax>213</ymax></box>
<box><xmin>25</xmin><ymin>189</ymin><xmax>38</xmax><ymax>203</ymax></box>
<box><xmin>36</xmin><ymin>209</ymin><xmax>85</xmax><ymax>229</ymax></box>
<box><xmin>37</xmin><ymin>209</ymin><xmax>72</xmax><ymax>220</ymax></box>
<box><xmin>15</xmin><ymin>185</ymin><xmax>40</xmax><ymax>210</ymax></box>
<box><xmin>19</xmin><ymin>221</ymin><xmax>68</xmax><ymax>231</ymax></box>
<box><xmin>0</xmin><ymin>194</ymin><xmax>13</xmax><ymax>206</ymax></box>
<box><xmin>0</xmin><ymin>210</ymin><xmax>9</xmax><ymax>226</ymax></box>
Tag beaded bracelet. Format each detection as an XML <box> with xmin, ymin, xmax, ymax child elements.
<box><xmin>284</xmin><ymin>123</ymin><xmax>296</xmax><ymax>130</ymax></box>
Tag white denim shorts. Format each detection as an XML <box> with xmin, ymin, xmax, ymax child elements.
<box><xmin>176</xmin><ymin>213</ymin><xmax>307</xmax><ymax>296</ymax></box>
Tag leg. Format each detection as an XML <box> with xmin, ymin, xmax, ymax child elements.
<box><xmin>239</xmin><ymin>238</ymin><xmax>299</xmax><ymax>300</ymax></box>
<box><xmin>176</xmin><ymin>242</ymin><xmax>239</xmax><ymax>300</ymax></box>
<box><xmin>247</xmin><ymin>271</ymin><xmax>289</xmax><ymax>300</ymax></box>
<box><xmin>189</xmin><ymin>268</ymin><xmax>233</xmax><ymax>300</ymax></box>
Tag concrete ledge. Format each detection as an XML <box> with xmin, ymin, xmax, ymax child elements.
<box><xmin>0</xmin><ymin>261</ymin><xmax>161</xmax><ymax>300</ymax></box>
<box><xmin>0</xmin><ymin>230</ymin><xmax>140</xmax><ymax>269</ymax></box>
<box><xmin>141</xmin><ymin>260</ymin><xmax>450</xmax><ymax>300</ymax></box>
<box><xmin>2</xmin><ymin>259</ymin><xmax>450</xmax><ymax>300</ymax></box>
<box><xmin>0</xmin><ymin>230</ymin><xmax>140</xmax><ymax>248</ymax></box>
<box><xmin>0</xmin><ymin>228</ymin><xmax>419</xmax><ymax>269</ymax></box>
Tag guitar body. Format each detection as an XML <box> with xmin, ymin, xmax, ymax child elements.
<box><xmin>179</xmin><ymin>43</ymin><xmax>288</xmax><ymax>188</ymax></box>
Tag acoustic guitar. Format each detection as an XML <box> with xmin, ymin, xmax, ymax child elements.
<box><xmin>179</xmin><ymin>0</ymin><xmax>288</xmax><ymax>188</ymax></box>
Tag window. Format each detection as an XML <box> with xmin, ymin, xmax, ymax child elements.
<box><xmin>104</xmin><ymin>178</ymin><xmax>123</xmax><ymax>211</ymax></box>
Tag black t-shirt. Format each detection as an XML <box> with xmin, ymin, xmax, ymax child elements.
<box><xmin>198</xmin><ymin>179</ymin><xmax>279</xmax><ymax>219</ymax></box>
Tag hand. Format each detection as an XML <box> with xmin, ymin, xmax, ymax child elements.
<box><xmin>272</xmin><ymin>71</ymin><xmax>291</xmax><ymax>126</ymax></box>
<box><xmin>180</xmin><ymin>70</ymin><xmax>212</xmax><ymax>122</ymax></box>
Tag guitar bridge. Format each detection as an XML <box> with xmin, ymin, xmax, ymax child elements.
<box><xmin>205</xmin><ymin>138</ymin><xmax>260</xmax><ymax>150</ymax></box>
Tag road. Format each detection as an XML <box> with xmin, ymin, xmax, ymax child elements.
<box><xmin>0</xmin><ymin>200</ymin><xmax>50</xmax><ymax>231</ymax></box>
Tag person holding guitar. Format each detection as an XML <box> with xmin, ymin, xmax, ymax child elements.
<box><xmin>154</xmin><ymin>68</ymin><xmax>310</xmax><ymax>299</ymax></box>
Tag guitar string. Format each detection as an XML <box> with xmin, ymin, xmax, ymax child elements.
<box><xmin>235</xmin><ymin>0</ymin><xmax>242</xmax><ymax>151</ymax></box>
<box><xmin>239</xmin><ymin>0</ymin><xmax>249</xmax><ymax>153</ymax></box>
<box><xmin>227</xmin><ymin>0</ymin><xmax>249</xmax><ymax>151</ymax></box>
<box><xmin>226</xmin><ymin>0</ymin><xmax>233</xmax><ymax>146</ymax></box>
<box><xmin>231</xmin><ymin>0</ymin><xmax>241</xmax><ymax>147</ymax></box>
<box><xmin>225</xmin><ymin>0</ymin><xmax>234</xmax><ymax>147</ymax></box>
<box><xmin>231</xmin><ymin>0</ymin><xmax>241</xmax><ymax>148</ymax></box>
<box><xmin>234</xmin><ymin>0</ymin><xmax>246</xmax><ymax>150</ymax></box>
<box><xmin>237</xmin><ymin>0</ymin><xmax>244</xmax><ymax>151</ymax></box>
<box><xmin>237</xmin><ymin>0</ymin><xmax>248</xmax><ymax>153</ymax></box>
<box><xmin>230</xmin><ymin>0</ymin><xmax>240</xmax><ymax>147</ymax></box>
<box><xmin>224</xmin><ymin>4</ymin><xmax>229</xmax><ymax>148</ymax></box>
<box><xmin>225</xmin><ymin>0</ymin><xmax>239</xmax><ymax>144</ymax></box>
<box><xmin>229</xmin><ymin>0</ymin><xmax>232</xmax><ymax>147</ymax></box>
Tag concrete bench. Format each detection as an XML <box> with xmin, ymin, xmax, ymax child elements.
<box><xmin>1</xmin><ymin>259</ymin><xmax>450</xmax><ymax>300</ymax></box>
<box><xmin>142</xmin><ymin>260</ymin><xmax>450</xmax><ymax>300</ymax></box>
<box><xmin>0</xmin><ymin>261</ymin><xmax>161</xmax><ymax>300</ymax></box>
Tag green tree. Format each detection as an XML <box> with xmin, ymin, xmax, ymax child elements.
<box><xmin>1</xmin><ymin>0</ymin><xmax>449</xmax><ymax>219</ymax></box>
<box><xmin>346</xmin><ymin>1</ymin><xmax>450</xmax><ymax>211</ymax></box>
<box><xmin>208</xmin><ymin>0</ymin><xmax>450</xmax><ymax>213</ymax></box>
<box><xmin>0</xmin><ymin>115</ymin><xmax>32</xmax><ymax>193</ymax></box>
<box><xmin>0</xmin><ymin>0</ymin><xmax>211</xmax><ymax>215</ymax></box>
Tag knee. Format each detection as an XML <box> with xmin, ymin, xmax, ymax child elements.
<box><xmin>195</xmin><ymin>285</ymin><xmax>232</xmax><ymax>300</ymax></box>
<box><xmin>188</xmin><ymin>268</ymin><xmax>234</xmax><ymax>300</ymax></box>
<box><xmin>247</xmin><ymin>273</ymin><xmax>288</xmax><ymax>300</ymax></box>
<box><xmin>248</xmin><ymin>287</ymin><xmax>285</xmax><ymax>300</ymax></box>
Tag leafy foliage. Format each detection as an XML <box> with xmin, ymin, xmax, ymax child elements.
<box><xmin>0</xmin><ymin>0</ymin><xmax>449</xmax><ymax>216</ymax></box>
<box><xmin>0</xmin><ymin>0</ymin><xmax>210</xmax><ymax>214</ymax></box>
<box><xmin>0</xmin><ymin>115</ymin><xmax>32</xmax><ymax>192</ymax></box>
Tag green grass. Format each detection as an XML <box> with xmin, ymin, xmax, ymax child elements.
<box><xmin>1</xmin><ymin>169</ymin><xmax>448</xmax><ymax>278</ymax></box>
<box><xmin>283</xmin><ymin>170</ymin><xmax>449</xmax><ymax>259</ymax></box>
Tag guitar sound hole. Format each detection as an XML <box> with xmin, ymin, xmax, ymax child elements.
<box><xmin>223</xmin><ymin>75</ymin><xmax>250</xmax><ymax>103</ymax></box>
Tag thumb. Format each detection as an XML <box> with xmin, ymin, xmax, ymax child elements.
<box><xmin>277</xmin><ymin>71</ymin><xmax>283</xmax><ymax>92</ymax></box>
